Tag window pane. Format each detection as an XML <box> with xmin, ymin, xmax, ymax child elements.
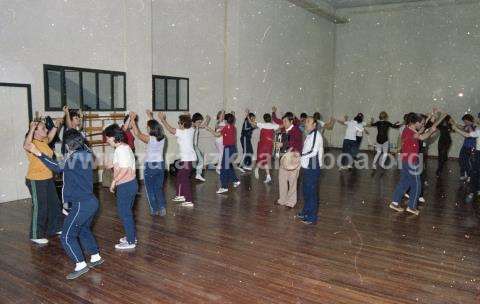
<box><xmin>179</xmin><ymin>79</ymin><xmax>188</xmax><ymax>110</ymax></box>
<box><xmin>65</xmin><ymin>70</ymin><xmax>80</xmax><ymax>108</ymax></box>
<box><xmin>167</xmin><ymin>79</ymin><xmax>177</xmax><ymax>110</ymax></box>
<box><xmin>82</xmin><ymin>72</ymin><xmax>97</xmax><ymax>110</ymax></box>
<box><xmin>47</xmin><ymin>70</ymin><xmax>62</xmax><ymax>108</ymax></box>
<box><xmin>98</xmin><ymin>73</ymin><xmax>112</xmax><ymax>110</ymax></box>
<box><xmin>154</xmin><ymin>78</ymin><xmax>165</xmax><ymax>110</ymax></box>
<box><xmin>113</xmin><ymin>75</ymin><xmax>124</xmax><ymax>109</ymax></box>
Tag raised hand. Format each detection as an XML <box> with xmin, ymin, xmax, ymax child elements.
<box><xmin>157</xmin><ymin>112</ymin><xmax>166</xmax><ymax>120</ymax></box>
<box><xmin>54</xmin><ymin>117</ymin><xmax>64</xmax><ymax>127</ymax></box>
<box><xmin>272</xmin><ymin>106</ymin><xmax>277</xmax><ymax>113</ymax></box>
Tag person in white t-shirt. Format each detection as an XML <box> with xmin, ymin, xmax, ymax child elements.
<box><xmin>158</xmin><ymin>112</ymin><xmax>196</xmax><ymax>207</ymax></box>
<box><xmin>337</xmin><ymin>113</ymin><xmax>365</xmax><ymax>170</ymax></box>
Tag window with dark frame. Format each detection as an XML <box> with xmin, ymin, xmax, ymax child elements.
<box><xmin>152</xmin><ymin>75</ymin><xmax>189</xmax><ymax>111</ymax></box>
<box><xmin>44</xmin><ymin>64</ymin><xmax>126</xmax><ymax>111</ymax></box>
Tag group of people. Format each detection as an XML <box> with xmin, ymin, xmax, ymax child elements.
<box><xmin>22</xmin><ymin>104</ymin><xmax>479</xmax><ymax>280</ymax></box>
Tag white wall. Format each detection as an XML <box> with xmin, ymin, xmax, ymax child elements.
<box><xmin>152</xmin><ymin>0</ymin><xmax>335</xmax><ymax>162</ymax></box>
<box><xmin>332</xmin><ymin>0</ymin><xmax>480</xmax><ymax>156</ymax></box>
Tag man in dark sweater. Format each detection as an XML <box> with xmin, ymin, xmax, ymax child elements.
<box><xmin>240</xmin><ymin>109</ymin><xmax>256</xmax><ymax>170</ymax></box>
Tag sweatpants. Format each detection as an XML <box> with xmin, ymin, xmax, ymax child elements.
<box><xmin>116</xmin><ymin>179</ymin><xmax>138</xmax><ymax>244</ymax></box>
<box><xmin>393</xmin><ymin>161</ymin><xmax>422</xmax><ymax>210</ymax></box>
<box><xmin>194</xmin><ymin>146</ymin><xmax>204</xmax><ymax>176</ymax></box>
<box><xmin>220</xmin><ymin>145</ymin><xmax>239</xmax><ymax>188</ymax></box>
<box><xmin>61</xmin><ymin>197</ymin><xmax>99</xmax><ymax>263</ymax></box>
<box><xmin>300</xmin><ymin>167</ymin><xmax>321</xmax><ymax>223</ymax></box>
<box><xmin>25</xmin><ymin>178</ymin><xmax>63</xmax><ymax>239</ymax></box>
<box><xmin>240</xmin><ymin>136</ymin><xmax>253</xmax><ymax>168</ymax></box>
<box><xmin>144</xmin><ymin>161</ymin><xmax>166</xmax><ymax>214</ymax></box>
<box><xmin>176</xmin><ymin>161</ymin><xmax>193</xmax><ymax>202</ymax></box>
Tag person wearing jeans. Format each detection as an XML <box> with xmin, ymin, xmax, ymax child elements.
<box><xmin>390</xmin><ymin>112</ymin><xmax>439</xmax><ymax>216</ymax></box>
<box><xmin>104</xmin><ymin>124</ymin><xmax>138</xmax><ymax>250</ymax></box>
<box><xmin>158</xmin><ymin>112</ymin><xmax>197</xmax><ymax>207</ymax></box>
<box><xmin>298</xmin><ymin>117</ymin><xmax>323</xmax><ymax>224</ymax></box>
<box><xmin>206</xmin><ymin>113</ymin><xmax>241</xmax><ymax>194</ymax></box>
<box><xmin>25</xmin><ymin>129</ymin><xmax>103</xmax><ymax>280</ymax></box>
<box><xmin>336</xmin><ymin>114</ymin><xmax>365</xmax><ymax>170</ymax></box>
<box><xmin>458</xmin><ymin>114</ymin><xmax>476</xmax><ymax>180</ymax></box>
<box><xmin>130</xmin><ymin>111</ymin><xmax>166</xmax><ymax>216</ymax></box>
<box><xmin>451</xmin><ymin>120</ymin><xmax>480</xmax><ymax>203</ymax></box>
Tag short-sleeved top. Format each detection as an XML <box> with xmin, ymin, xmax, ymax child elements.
<box><xmin>145</xmin><ymin>136</ymin><xmax>165</xmax><ymax>163</ymax></box>
<box><xmin>215</xmin><ymin>121</ymin><xmax>225</xmax><ymax>145</ymax></box>
<box><xmin>26</xmin><ymin>138</ymin><xmax>54</xmax><ymax>180</ymax></box>
<box><xmin>401</xmin><ymin>127</ymin><xmax>420</xmax><ymax>163</ymax></box>
<box><xmin>221</xmin><ymin>124</ymin><xmax>236</xmax><ymax>146</ymax></box>
<box><xmin>113</xmin><ymin>144</ymin><xmax>136</xmax><ymax>184</ymax></box>
<box><xmin>371</xmin><ymin>121</ymin><xmax>400</xmax><ymax>144</ymax></box>
<box><xmin>345</xmin><ymin>121</ymin><xmax>364</xmax><ymax>141</ymax></box>
<box><xmin>175</xmin><ymin>128</ymin><xmax>197</xmax><ymax>162</ymax></box>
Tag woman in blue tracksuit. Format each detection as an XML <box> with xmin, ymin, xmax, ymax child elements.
<box><xmin>25</xmin><ymin>129</ymin><xmax>103</xmax><ymax>280</ymax></box>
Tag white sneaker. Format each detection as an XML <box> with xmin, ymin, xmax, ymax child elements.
<box><xmin>216</xmin><ymin>188</ymin><xmax>228</xmax><ymax>194</ymax></box>
<box><xmin>244</xmin><ymin>167</ymin><xmax>253</xmax><ymax>171</ymax></box>
<box><xmin>418</xmin><ymin>197</ymin><xmax>425</xmax><ymax>203</ymax></box>
<box><xmin>460</xmin><ymin>175</ymin><xmax>468</xmax><ymax>181</ymax></box>
<box><xmin>216</xmin><ymin>168</ymin><xmax>221</xmax><ymax>175</ymax></box>
<box><xmin>404</xmin><ymin>193</ymin><xmax>410</xmax><ymax>199</ymax></box>
<box><xmin>31</xmin><ymin>238</ymin><xmax>49</xmax><ymax>245</ymax></box>
<box><xmin>233</xmin><ymin>181</ymin><xmax>241</xmax><ymax>188</ymax></box>
<box><xmin>406</xmin><ymin>207</ymin><xmax>419</xmax><ymax>216</ymax></box>
<box><xmin>195</xmin><ymin>175</ymin><xmax>206</xmax><ymax>182</ymax></box>
<box><xmin>119</xmin><ymin>237</ymin><xmax>138</xmax><ymax>244</ymax></box>
<box><xmin>389</xmin><ymin>202</ymin><xmax>404</xmax><ymax>212</ymax></box>
<box><xmin>180</xmin><ymin>201</ymin><xmax>194</xmax><ymax>207</ymax></box>
<box><xmin>56</xmin><ymin>231</ymin><xmax>62</xmax><ymax>235</ymax></box>
<box><xmin>115</xmin><ymin>242</ymin><xmax>136</xmax><ymax>250</ymax></box>
<box><xmin>62</xmin><ymin>208</ymin><xmax>69</xmax><ymax>216</ymax></box>
<box><xmin>254</xmin><ymin>168</ymin><xmax>260</xmax><ymax>179</ymax></box>
<box><xmin>237</xmin><ymin>167</ymin><xmax>246</xmax><ymax>173</ymax></box>
<box><xmin>172</xmin><ymin>196</ymin><xmax>186</xmax><ymax>202</ymax></box>
<box><xmin>264</xmin><ymin>176</ymin><xmax>272</xmax><ymax>184</ymax></box>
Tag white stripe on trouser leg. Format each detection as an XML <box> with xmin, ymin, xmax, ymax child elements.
<box><xmin>144</xmin><ymin>182</ymin><xmax>153</xmax><ymax>213</ymax></box>
<box><xmin>65</xmin><ymin>204</ymin><xmax>81</xmax><ymax>262</ymax></box>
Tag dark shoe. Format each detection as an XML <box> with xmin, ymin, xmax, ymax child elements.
<box><xmin>66</xmin><ymin>267</ymin><xmax>89</xmax><ymax>280</ymax></box>
<box><xmin>88</xmin><ymin>258</ymin><xmax>105</xmax><ymax>268</ymax></box>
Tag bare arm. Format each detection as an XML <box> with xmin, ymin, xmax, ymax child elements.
<box><xmin>24</xmin><ymin>122</ymin><xmax>38</xmax><ymax>150</ymax></box>
<box><xmin>336</xmin><ymin>115</ymin><xmax>348</xmax><ymax>126</ymax></box>
<box><xmin>201</xmin><ymin>115</ymin><xmax>211</xmax><ymax>128</ymax></box>
<box><xmin>323</xmin><ymin>117</ymin><xmax>335</xmax><ymax>130</ymax></box>
<box><xmin>205</xmin><ymin>126</ymin><xmax>222</xmax><ymax>137</ymax></box>
<box><xmin>157</xmin><ymin>112</ymin><xmax>176</xmax><ymax>135</ymax></box>
<box><xmin>47</xmin><ymin>118</ymin><xmax>63</xmax><ymax>144</ymax></box>
<box><xmin>63</xmin><ymin>106</ymin><xmax>73</xmax><ymax>129</ymax></box>
<box><xmin>130</xmin><ymin>112</ymin><xmax>150</xmax><ymax>144</ymax></box>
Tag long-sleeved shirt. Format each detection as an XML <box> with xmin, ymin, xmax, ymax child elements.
<box><xmin>37</xmin><ymin>149</ymin><xmax>95</xmax><ymax>203</ymax></box>
<box><xmin>301</xmin><ymin>130</ymin><xmax>323</xmax><ymax>169</ymax></box>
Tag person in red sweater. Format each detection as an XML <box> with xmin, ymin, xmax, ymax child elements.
<box><xmin>206</xmin><ymin>113</ymin><xmax>241</xmax><ymax>194</ymax></box>
<box><xmin>273</xmin><ymin>108</ymin><xmax>303</xmax><ymax>208</ymax></box>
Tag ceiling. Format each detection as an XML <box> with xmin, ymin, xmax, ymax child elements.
<box><xmin>323</xmin><ymin>0</ymin><xmax>430</xmax><ymax>9</ymax></box>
